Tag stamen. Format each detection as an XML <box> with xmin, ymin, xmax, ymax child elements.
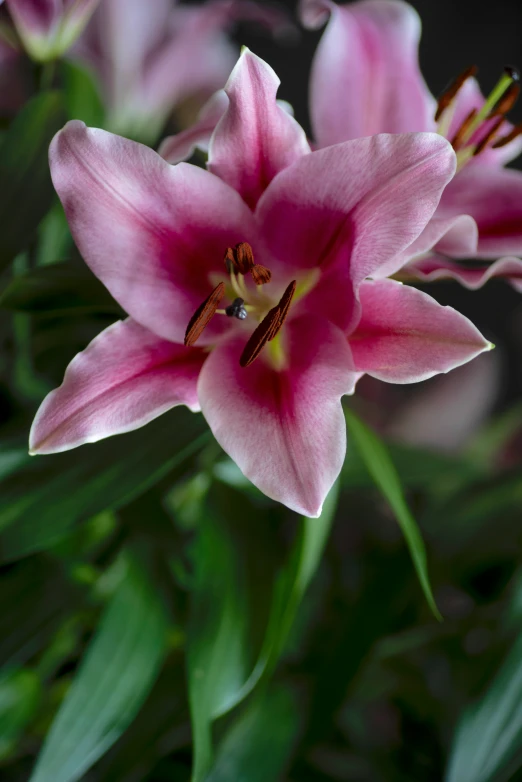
<box><xmin>488</xmin><ymin>83</ymin><xmax>520</xmax><ymax>117</ymax></box>
<box><xmin>473</xmin><ymin>116</ymin><xmax>505</xmax><ymax>155</ymax></box>
<box><xmin>240</xmin><ymin>280</ymin><xmax>296</xmax><ymax>368</ymax></box>
<box><xmin>184</xmin><ymin>282</ymin><xmax>225</xmax><ymax>346</ymax></box>
<box><xmin>451</xmin><ymin>108</ymin><xmax>477</xmax><ymax>150</ymax></box>
<box><xmin>435</xmin><ymin>65</ymin><xmax>477</xmax><ymax>122</ymax></box>
<box><xmin>457</xmin><ymin>67</ymin><xmax>520</xmax><ymax>147</ymax></box>
<box><xmin>491</xmin><ymin>121</ymin><xmax>522</xmax><ymax>148</ymax></box>
<box><xmin>504</xmin><ymin>65</ymin><xmax>520</xmax><ymax>82</ymax></box>
<box><xmin>251</xmin><ymin>264</ymin><xmax>272</xmax><ymax>285</ymax></box>
<box><xmin>226</xmin><ymin>297</ymin><xmax>248</xmax><ymax>320</ymax></box>
<box><xmin>224</xmin><ymin>242</ymin><xmax>255</xmax><ymax>275</ymax></box>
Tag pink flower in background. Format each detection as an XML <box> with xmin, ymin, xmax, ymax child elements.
<box><xmin>74</xmin><ymin>0</ymin><xmax>291</xmax><ymax>142</ymax></box>
<box><xmin>300</xmin><ymin>0</ymin><xmax>522</xmax><ymax>291</ymax></box>
<box><xmin>29</xmin><ymin>51</ymin><xmax>490</xmax><ymax>517</ymax></box>
<box><xmin>4</xmin><ymin>0</ymin><xmax>101</xmax><ymax>61</ymax></box>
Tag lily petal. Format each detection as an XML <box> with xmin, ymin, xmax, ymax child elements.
<box><xmin>439</xmin><ymin>165</ymin><xmax>522</xmax><ymax>259</ymax></box>
<box><xmin>403</xmin><ymin>255</ymin><xmax>522</xmax><ymax>293</ymax></box>
<box><xmin>256</xmin><ymin>133</ymin><xmax>456</xmax><ymax>296</ymax></box>
<box><xmin>49</xmin><ymin>121</ymin><xmax>257</xmax><ymax>344</ymax></box>
<box><xmin>349</xmin><ymin>279</ymin><xmax>491</xmax><ymax>383</ymax></box>
<box><xmin>29</xmin><ymin>319</ymin><xmax>206</xmax><ymax>455</ymax></box>
<box><xmin>208</xmin><ymin>48</ymin><xmax>310</xmax><ymax>209</ymax></box>
<box><xmin>159</xmin><ymin>90</ymin><xmax>229</xmax><ymax>164</ymax></box>
<box><xmin>198</xmin><ymin>314</ymin><xmax>357</xmax><ymax>517</ymax></box>
<box><xmin>301</xmin><ymin>0</ymin><xmax>435</xmax><ymax>147</ymax></box>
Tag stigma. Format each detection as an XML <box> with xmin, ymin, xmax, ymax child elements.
<box><xmin>435</xmin><ymin>65</ymin><xmax>522</xmax><ymax>168</ymax></box>
<box><xmin>184</xmin><ymin>242</ymin><xmax>296</xmax><ymax>367</ymax></box>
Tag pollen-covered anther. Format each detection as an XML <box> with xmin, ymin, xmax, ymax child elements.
<box><xmin>184</xmin><ymin>282</ymin><xmax>225</xmax><ymax>346</ymax></box>
<box><xmin>224</xmin><ymin>241</ymin><xmax>255</xmax><ymax>275</ymax></box>
<box><xmin>251</xmin><ymin>264</ymin><xmax>272</xmax><ymax>285</ymax></box>
<box><xmin>473</xmin><ymin>116</ymin><xmax>505</xmax><ymax>156</ymax></box>
<box><xmin>504</xmin><ymin>65</ymin><xmax>520</xmax><ymax>82</ymax></box>
<box><xmin>240</xmin><ymin>280</ymin><xmax>296</xmax><ymax>368</ymax></box>
<box><xmin>492</xmin><ymin>121</ymin><xmax>522</xmax><ymax>148</ymax></box>
<box><xmin>451</xmin><ymin>108</ymin><xmax>478</xmax><ymax>150</ymax></box>
<box><xmin>435</xmin><ymin>64</ymin><xmax>478</xmax><ymax>122</ymax></box>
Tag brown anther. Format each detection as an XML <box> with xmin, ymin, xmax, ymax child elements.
<box><xmin>450</xmin><ymin>108</ymin><xmax>478</xmax><ymax>150</ymax></box>
<box><xmin>473</xmin><ymin>116</ymin><xmax>505</xmax><ymax>156</ymax></box>
<box><xmin>435</xmin><ymin>65</ymin><xmax>478</xmax><ymax>122</ymax></box>
<box><xmin>251</xmin><ymin>264</ymin><xmax>272</xmax><ymax>285</ymax></box>
<box><xmin>489</xmin><ymin>83</ymin><xmax>520</xmax><ymax>117</ymax></box>
<box><xmin>491</xmin><ymin>121</ymin><xmax>522</xmax><ymax>148</ymax></box>
<box><xmin>223</xmin><ymin>242</ymin><xmax>255</xmax><ymax>275</ymax></box>
<box><xmin>184</xmin><ymin>282</ymin><xmax>225</xmax><ymax>346</ymax></box>
<box><xmin>240</xmin><ymin>280</ymin><xmax>296</xmax><ymax>368</ymax></box>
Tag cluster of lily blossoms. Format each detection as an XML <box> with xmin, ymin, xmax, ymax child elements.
<box><xmin>30</xmin><ymin>36</ymin><xmax>495</xmax><ymax>517</ymax></box>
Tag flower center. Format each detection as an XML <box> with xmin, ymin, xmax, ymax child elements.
<box><xmin>435</xmin><ymin>65</ymin><xmax>521</xmax><ymax>170</ymax></box>
<box><xmin>184</xmin><ymin>241</ymin><xmax>297</xmax><ymax>367</ymax></box>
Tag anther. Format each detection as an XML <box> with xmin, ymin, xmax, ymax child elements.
<box><xmin>184</xmin><ymin>282</ymin><xmax>225</xmax><ymax>346</ymax></box>
<box><xmin>224</xmin><ymin>242</ymin><xmax>255</xmax><ymax>275</ymax></box>
<box><xmin>435</xmin><ymin>65</ymin><xmax>478</xmax><ymax>122</ymax></box>
<box><xmin>491</xmin><ymin>121</ymin><xmax>522</xmax><ymax>148</ymax></box>
<box><xmin>251</xmin><ymin>264</ymin><xmax>272</xmax><ymax>285</ymax></box>
<box><xmin>226</xmin><ymin>297</ymin><xmax>248</xmax><ymax>320</ymax></box>
<box><xmin>488</xmin><ymin>83</ymin><xmax>520</xmax><ymax>117</ymax></box>
<box><xmin>451</xmin><ymin>108</ymin><xmax>478</xmax><ymax>150</ymax></box>
<box><xmin>240</xmin><ymin>280</ymin><xmax>296</xmax><ymax>368</ymax></box>
<box><xmin>473</xmin><ymin>116</ymin><xmax>505</xmax><ymax>155</ymax></box>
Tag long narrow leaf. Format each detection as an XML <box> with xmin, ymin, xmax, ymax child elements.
<box><xmin>29</xmin><ymin>552</ymin><xmax>168</xmax><ymax>782</ymax></box>
<box><xmin>345</xmin><ymin>408</ymin><xmax>441</xmax><ymax>620</ymax></box>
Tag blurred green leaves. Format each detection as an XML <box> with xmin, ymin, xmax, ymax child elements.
<box><xmin>0</xmin><ymin>409</ymin><xmax>210</xmax><ymax>561</ymax></box>
<box><xmin>28</xmin><ymin>552</ymin><xmax>168</xmax><ymax>782</ymax></box>
<box><xmin>0</xmin><ymin>92</ymin><xmax>65</xmax><ymax>269</ymax></box>
<box><xmin>187</xmin><ymin>483</ymin><xmax>337</xmax><ymax>781</ymax></box>
<box><xmin>345</xmin><ymin>407</ymin><xmax>441</xmax><ymax>620</ymax></box>
<box><xmin>0</xmin><ymin>261</ymin><xmax>121</xmax><ymax>317</ymax></box>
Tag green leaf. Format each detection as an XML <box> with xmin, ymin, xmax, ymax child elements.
<box><xmin>0</xmin><ymin>92</ymin><xmax>66</xmax><ymax>269</ymax></box>
<box><xmin>0</xmin><ymin>260</ymin><xmax>122</xmax><ymax>316</ymax></box>
<box><xmin>187</xmin><ymin>481</ymin><xmax>337</xmax><ymax>781</ymax></box>
<box><xmin>206</xmin><ymin>685</ymin><xmax>300</xmax><ymax>782</ymax></box>
<box><xmin>0</xmin><ymin>409</ymin><xmax>210</xmax><ymax>561</ymax></box>
<box><xmin>0</xmin><ymin>668</ymin><xmax>41</xmax><ymax>760</ymax></box>
<box><xmin>345</xmin><ymin>407</ymin><xmax>441</xmax><ymax>620</ymax></box>
<box><xmin>446</xmin><ymin>631</ymin><xmax>522</xmax><ymax>782</ymax></box>
<box><xmin>29</xmin><ymin>552</ymin><xmax>168</xmax><ymax>782</ymax></box>
<box><xmin>61</xmin><ymin>60</ymin><xmax>105</xmax><ymax>128</ymax></box>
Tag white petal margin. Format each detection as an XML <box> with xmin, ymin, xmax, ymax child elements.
<box><xmin>29</xmin><ymin>318</ymin><xmax>207</xmax><ymax>454</ymax></box>
<box><xmin>198</xmin><ymin>314</ymin><xmax>357</xmax><ymax>517</ymax></box>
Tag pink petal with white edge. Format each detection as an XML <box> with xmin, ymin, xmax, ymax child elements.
<box><xmin>198</xmin><ymin>315</ymin><xmax>357</xmax><ymax>517</ymax></box>
<box><xmin>49</xmin><ymin>121</ymin><xmax>257</xmax><ymax>345</ymax></box>
<box><xmin>302</xmin><ymin>0</ymin><xmax>436</xmax><ymax>147</ymax></box>
<box><xmin>159</xmin><ymin>90</ymin><xmax>229</xmax><ymax>164</ymax></box>
<box><xmin>439</xmin><ymin>165</ymin><xmax>522</xmax><ymax>259</ymax></box>
<box><xmin>208</xmin><ymin>48</ymin><xmax>310</xmax><ymax>209</ymax></box>
<box><xmin>349</xmin><ymin>279</ymin><xmax>491</xmax><ymax>383</ymax></box>
<box><xmin>256</xmin><ymin>133</ymin><xmax>456</xmax><ymax>294</ymax></box>
<box><xmin>30</xmin><ymin>318</ymin><xmax>207</xmax><ymax>455</ymax></box>
<box><xmin>403</xmin><ymin>255</ymin><xmax>522</xmax><ymax>293</ymax></box>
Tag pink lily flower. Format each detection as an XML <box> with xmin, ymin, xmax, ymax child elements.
<box><xmin>29</xmin><ymin>51</ymin><xmax>491</xmax><ymax>516</ymax></box>
<box><xmin>300</xmin><ymin>0</ymin><xmax>522</xmax><ymax>291</ymax></box>
<box><xmin>4</xmin><ymin>0</ymin><xmax>101</xmax><ymax>61</ymax></box>
<box><xmin>74</xmin><ymin>0</ymin><xmax>291</xmax><ymax>142</ymax></box>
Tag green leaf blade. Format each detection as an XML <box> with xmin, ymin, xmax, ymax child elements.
<box><xmin>29</xmin><ymin>553</ymin><xmax>168</xmax><ymax>782</ymax></box>
<box><xmin>345</xmin><ymin>408</ymin><xmax>441</xmax><ymax>620</ymax></box>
